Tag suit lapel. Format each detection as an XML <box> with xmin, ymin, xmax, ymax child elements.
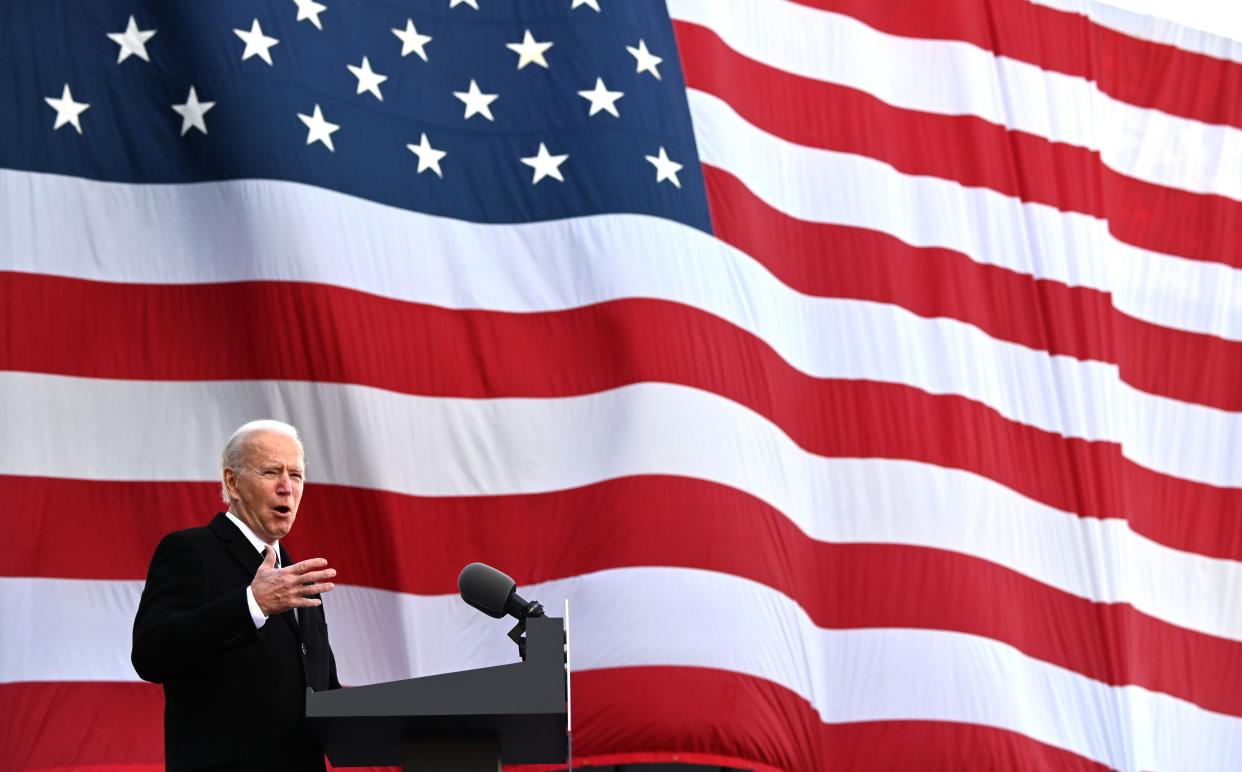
<box><xmin>210</xmin><ymin>512</ymin><xmax>265</xmax><ymax>577</ymax></box>
<box><xmin>211</xmin><ymin>513</ymin><xmax>301</xmax><ymax>639</ymax></box>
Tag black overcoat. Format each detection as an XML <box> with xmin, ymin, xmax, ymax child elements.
<box><xmin>132</xmin><ymin>512</ymin><xmax>341</xmax><ymax>771</ymax></box>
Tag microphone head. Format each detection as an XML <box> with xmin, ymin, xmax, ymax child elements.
<box><xmin>458</xmin><ymin>562</ymin><xmax>516</xmax><ymax>619</ymax></box>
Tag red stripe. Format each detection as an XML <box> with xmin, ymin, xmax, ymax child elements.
<box><xmin>574</xmin><ymin>667</ymin><xmax>1110</xmax><ymax>771</ymax></box>
<box><xmin>7</xmin><ymin>474</ymin><xmax>1242</xmax><ymax>718</ymax></box>
<box><xmin>3</xmin><ymin>272</ymin><xmax>1240</xmax><ymax>560</ymax></box>
<box><xmin>1116</xmin><ymin>307</ymin><xmax>1242</xmax><ymax>413</ymax></box>
<box><xmin>513</xmin><ymin>753</ymin><xmax>782</xmax><ymax>772</ymax></box>
<box><xmin>0</xmin><ymin>672</ymin><xmax>1109</xmax><ymax>771</ymax></box>
<box><xmin>676</xmin><ymin>19</ymin><xmax>1104</xmax><ymax>218</ymax></box>
<box><xmin>1100</xmin><ymin>169</ymin><xmax>1242</xmax><ymax>273</ymax></box>
<box><xmin>0</xmin><ymin>682</ymin><xmax>164</xmax><ymax>772</ymax></box>
<box><xmin>674</xmin><ymin>20</ymin><xmax>1242</xmax><ymax>271</ymax></box>
<box><xmin>700</xmin><ymin>165</ymin><xmax>1242</xmax><ymax>413</ymax></box>
<box><xmin>787</xmin><ymin>0</ymin><xmax>1242</xmax><ymax>132</ymax></box>
<box><xmin>701</xmin><ymin>165</ymin><xmax>1115</xmax><ymax>364</ymax></box>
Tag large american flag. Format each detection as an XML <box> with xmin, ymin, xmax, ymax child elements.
<box><xmin>3</xmin><ymin>0</ymin><xmax>1241</xmax><ymax>769</ymax></box>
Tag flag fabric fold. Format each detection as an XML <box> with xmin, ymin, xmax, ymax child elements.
<box><xmin>2</xmin><ymin>0</ymin><xmax>1240</xmax><ymax>769</ymax></box>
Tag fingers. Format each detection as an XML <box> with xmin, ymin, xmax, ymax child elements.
<box><xmin>289</xmin><ymin>558</ymin><xmax>329</xmax><ymax>574</ymax></box>
<box><xmin>294</xmin><ymin>582</ymin><xmax>335</xmax><ymax>599</ymax></box>
<box><xmin>256</xmin><ymin>558</ymin><xmax>336</xmax><ymax>613</ymax></box>
<box><xmin>299</xmin><ymin>568</ymin><xmax>337</xmax><ymax>584</ymax></box>
<box><xmin>259</xmin><ymin>582</ymin><xmax>336</xmax><ymax>614</ymax></box>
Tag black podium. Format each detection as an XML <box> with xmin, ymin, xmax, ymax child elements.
<box><xmin>306</xmin><ymin>616</ymin><xmax>568</xmax><ymax>771</ymax></box>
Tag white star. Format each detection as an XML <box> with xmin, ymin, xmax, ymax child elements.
<box><xmin>626</xmin><ymin>39</ymin><xmax>662</xmax><ymax>80</ymax></box>
<box><xmin>347</xmin><ymin>57</ymin><xmax>387</xmax><ymax>101</ymax></box>
<box><xmin>453</xmin><ymin>79</ymin><xmax>498</xmax><ymax>121</ymax></box>
<box><xmin>234</xmin><ymin>19</ymin><xmax>280</xmax><ymax>66</ymax></box>
<box><xmin>298</xmin><ymin>104</ymin><xmax>340</xmax><ymax>152</ymax></box>
<box><xmin>450</xmin><ymin>0</ymin><xmax>479</xmax><ymax>8</ymax></box>
<box><xmin>171</xmin><ymin>86</ymin><xmax>216</xmax><ymax>137</ymax></box>
<box><xmin>506</xmin><ymin>29</ymin><xmax>553</xmax><ymax>70</ymax></box>
<box><xmin>106</xmin><ymin>16</ymin><xmax>156</xmax><ymax>64</ymax></box>
<box><xmin>645</xmin><ymin>146</ymin><xmax>683</xmax><ymax>188</ymax></box>
<box><xmin>407</xmin><ymin>133</ymin><xmax>447</xmax><ymax>178</ymax></box>
<box><xmin>393</xmin><ymin>19</ymin><xmax>432</xmax><ymax>61</ymax></box>
<box><xmin>44</xmin><ymin>84</ymin><xmax>90</xmax><ymax>134</ymax></box>
<box><xmin>578</xmin><ymin>77</ymin><xmax>623</xmax><ymax>118</ymax></box>
<box><xmin>292</xmin><ymin>0</ymin><xmax>327</xmax><ymax>30</ymax></box>
<box><xmin>572</xmin><ymin>0</ymin><xmax>601</xmax><ymax>10</ymax></box>
<box><xmin>521</xmin><ymin>143</ymin><xmax>569</xmax><ymax>184</ymax></box>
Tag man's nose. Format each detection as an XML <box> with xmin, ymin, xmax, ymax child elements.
<box><xmin>275</xmin><ymin>471</ymin><xmax>293</xmax><ymax>492</ymax></box>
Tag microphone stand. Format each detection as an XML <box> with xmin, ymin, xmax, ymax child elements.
<box><xmin>506</xmin><ymin>600</ymin><xmax>545</xmax><ymax>660</ymax></box>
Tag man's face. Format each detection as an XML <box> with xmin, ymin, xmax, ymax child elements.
<box><xmin>223</xmin><ymin>431</ymin><xmax>305</xmax><ymax>544</ymax></box>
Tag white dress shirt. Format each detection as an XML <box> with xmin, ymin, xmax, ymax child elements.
<box><xmin>224</xmin><ymin>511</ymin><xmax>281</xmax><ymax>629</ymax></box>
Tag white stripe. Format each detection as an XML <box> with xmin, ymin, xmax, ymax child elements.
<box><xmin>1032</xmin><ymin>0</ymin><xmax>1242</xmax><ymax>61</ymax></box>
<box><xmin>2</xmin><ymin>372</ymin><xmax>1240</xmax><ymax>643</ymax></box>
<box><xmin>3</xmin><ymin>572</ymin><xmax>1240</xmax><ymax>771</ymax></box>
<box><xmin>4</xmin><ymin>169</ymin><xmax>1241</xmax><ymax>346</ymax></box>
<box><xmin>687</xmin><ymin>89</ymin><xmax>1242</xmax><ymax>344</ymax></box>
<box><xmin>668</xmin><ymin>0</ymin><xmax>1242</xmax><ymax>203</ymax></box>
<box><xmin>6</xmin><ymin>172</ymin><xmax>1242</xmax><ymax>478</ymax></box>
<box><xmin>1</xmin><ymin>577</ymin><xmax>144</xmax><ymax>684</ymax></box>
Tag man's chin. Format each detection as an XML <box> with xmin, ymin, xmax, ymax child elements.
<box><xmin>266</xmin><ymin>514</ymin><xmax>295</xmax><ymax>539</ymax></box>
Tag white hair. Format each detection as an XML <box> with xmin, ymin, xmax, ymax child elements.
<box><xmin>220</xmin><ymin>419</ymin><xmax>305</xmax><ymax>504</ymax></box>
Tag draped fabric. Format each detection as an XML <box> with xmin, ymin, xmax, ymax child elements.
<box><xmin>2</xmin><ymin>0</ymin><xmax>1241</xmax><ymax>769</ymax></box>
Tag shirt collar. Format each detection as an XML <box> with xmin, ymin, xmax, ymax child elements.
<box><xmin>224</xmin><ymin>510</ymin><xmax>278</xmax><ymax>557</ymax></box>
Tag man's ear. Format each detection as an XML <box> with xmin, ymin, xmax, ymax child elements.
<box><xmin>222</xmin><ymin>467</ymin><xmax>240</xmax><ymax>502</ymax></box>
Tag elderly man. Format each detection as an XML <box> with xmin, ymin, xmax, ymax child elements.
<box><xmin>132</xmin><ymin>420</ymin><xmax>341</xmax><ymax>771</ymax></box>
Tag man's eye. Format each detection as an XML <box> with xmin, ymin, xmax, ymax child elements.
<box><xmin>262</xmin><ymin>470</ymin><xmax>279</xmax><ymax>478</ymax></box>
<box><xmin>291</xmin><ymin>473</ymin><xmax>303</xmax><ymax>481</ymax></box>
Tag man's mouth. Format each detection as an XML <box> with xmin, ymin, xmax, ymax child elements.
<box><xmin>272</xmin><ymin>505</ymin><xmax>292</xmax><ymax>515</ymax></box>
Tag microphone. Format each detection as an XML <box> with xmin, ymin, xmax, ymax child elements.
<box><xmin>458</xmin><ymin>562</ymin><xmax>546</xmax><ymax>621</ymax></box>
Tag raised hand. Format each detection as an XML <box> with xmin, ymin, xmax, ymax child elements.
<box><xmin>251</xmin><ymin>547</ymin><xmax>336</xmax><ymax>617</ymax></box>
